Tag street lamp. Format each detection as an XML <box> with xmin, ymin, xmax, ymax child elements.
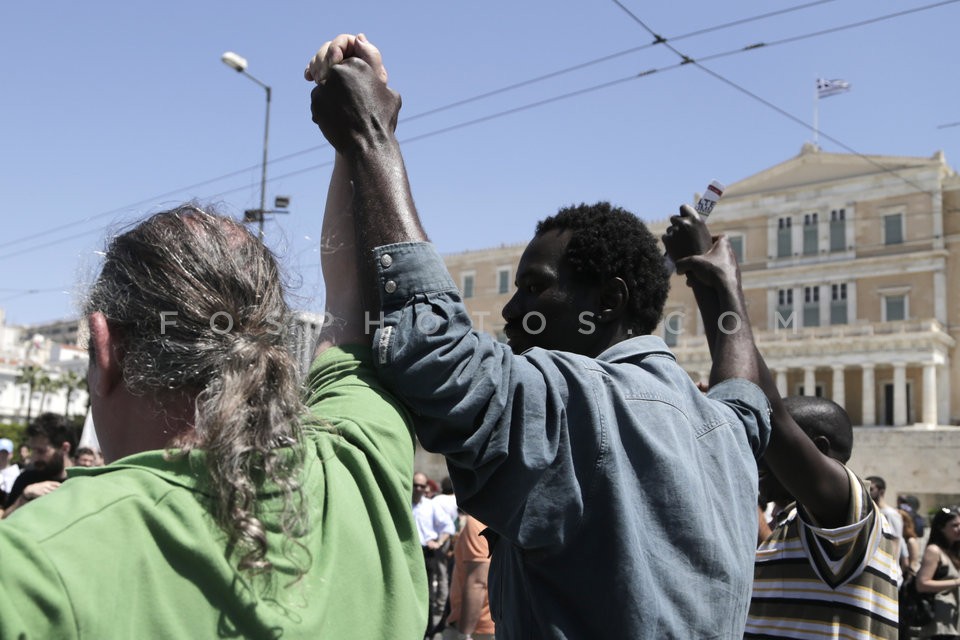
<box><xmin>221</xmin><ymin>51</ymin><xmax>272</xmax><ymax>239</ymax></box>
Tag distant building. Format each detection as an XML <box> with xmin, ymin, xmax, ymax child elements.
<box><xmin>659</xmin><ymin>144</ymin><xmax>958</xmax><ymax>429</ymax></box>
<box><xmin>0</xmin><ymin>310</ymin><xmax>89</xmax><ymax>423</ymax></box>
<box><xmin>21</xmin><ymin>317</ymin><xmax>82</xmax><ymax>347</ymax></box>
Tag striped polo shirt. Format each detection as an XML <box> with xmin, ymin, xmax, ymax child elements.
<box><xmin>745</xmin><ymin>465</ymin><xmax>901</xmax><ymax>639</ymax></box>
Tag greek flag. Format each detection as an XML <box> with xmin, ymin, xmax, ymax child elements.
<box><xmin>817</xmin><ymin>78</ymin><xmax>851</xmax><ymax>99</ymax></box>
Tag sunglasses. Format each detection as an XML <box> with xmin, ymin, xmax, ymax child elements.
<box><xmin>413</xmin><ymin>483</ymin><xmax>428</xmax><ymax>489</ymax></box>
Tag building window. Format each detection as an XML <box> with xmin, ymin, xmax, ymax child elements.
<box><xmin>803</xmin><ymin>213</ymin><xmax>818</xmax><ymax>256</ymax></box>
<box><xmin>830</xmin><ymin>208</ymin><xmax>846</xmax><ymax>251</ymax></box>
<box><xmin>778</xmin><ymin>289</ymin><xmax>793</xmax><ymax>307</ymax></box>
<box><xmin>663</xmin><ymin>312</ymin><xmax>682</xmax><ymax>347</ymax></box>
<box><xmin>803</xmin><ymin>286</ymin><xmax>820</xmax><ymax>327</ymax></box>
<box><xmin>883</xmin><ymin>294</ymin><xmax>907</xmax><ymax>322</ymax></box>
<box><xmin>830</xmin><ymin>283</ymin><xmax>848</xmax><ymax>325</ymax></box>
<box><xmin>728</xmin><ymin>235</ymin><xmax>744</xmax><ymax>263</ymax></box>
<box><xmin>798</xmin><ymin>385</ymin><xmax>824</xmax><ymax>397</ymax></box>
<box><xmin>776</xmin><ymin>288</ymin><xmax>795</xmax><ymax>329</ymax></box>
<box><xmin>497</xmin><ymin>267</ymin><xmax>511</xmax><ymax>295</ymax></box>
<box><xmin>777</xmin><ymin>217</ymin><xmax>792</xmax><ymax>258</ymax></box>
<box><xmin>884</xmin><ymin>213</ymin><xmax>904</xmax><ymax>245</ymax></box>
<box><xmin>461</xmin><ymin>273</ymin><xmax>475</xmax><ymax>298</ymax></box>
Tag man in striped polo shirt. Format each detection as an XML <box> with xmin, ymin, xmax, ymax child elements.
<box><xmin>668</xmin><ymin>214</ymin><xmax>900</xmax><ymax>639</ymax></box>
<box><xmin>746</xmin><ymin>396</ymin><xmax>900</xmax><ymax>639</ymax></box>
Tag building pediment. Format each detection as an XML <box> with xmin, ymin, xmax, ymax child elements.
<box><xmin>724</xmin><ymin>144</ymin><xmax>945</xmax><ymax>198</ymax></box>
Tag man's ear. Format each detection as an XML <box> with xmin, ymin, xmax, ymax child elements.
<box><xmin>811</xmin><ymin>435</ymin><xmax>831</xmax><ymax>457</ymax></box>
<box><xmin>596</xmin><ymin>277</ymin><xmax>629</xmax><ymax>323</ymax></box>
<box><xmin>87</xmin><ymin>312</ymin><xmax>123</xmax><ymax>397</ymax></box>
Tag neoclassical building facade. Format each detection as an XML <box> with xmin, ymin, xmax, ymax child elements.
<box><xmin>664</xmin><ymin>144</ymin><xmax>958</xmax><ymax>427</ymax></box>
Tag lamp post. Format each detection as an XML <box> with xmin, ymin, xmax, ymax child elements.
<box><xmin>221</xmin><ymin>51</ymin><xmax>271</xmax><ymax>239</ymax></box>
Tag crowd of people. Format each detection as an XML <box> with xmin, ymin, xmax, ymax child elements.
<box><xmin>0</xmin><ymin>31</ymin><xmax>958</xmax><ymax>639</ymax></box>
<box><xmin>408</xmin><ymin>473</ymin><xmax>495</xmax><ymax>640</ymax></box>
<box><xmin>0</xmin><ymin>415</ymin><xmax>103</xmax><ymax>517</ymax></box>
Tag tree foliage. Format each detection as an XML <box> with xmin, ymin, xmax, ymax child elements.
<box><xmin>14</xmin><ymin>364</ymin><xmax>44</xmax><ymax>425</ymax></box>
<box><xmin>58</xmin><ymin>370</ymin><xmax>86</xmax><ymax>417</ymax></box>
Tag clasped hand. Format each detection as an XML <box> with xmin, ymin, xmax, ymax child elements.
<box><xmin>305</xmin><ymin>33</ymin><xmax>401</xmax><ymax>154</ymax></box>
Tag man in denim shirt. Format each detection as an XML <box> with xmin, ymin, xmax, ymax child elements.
<box><xmin>306</xmin><ymin>34</ymin><xmax>772</xmax><ymax>639</ymax></box>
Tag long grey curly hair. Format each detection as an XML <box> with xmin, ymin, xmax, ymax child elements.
<box><xmin>85</xmin><ymin>204</ymin><xmax>305</xmax><ymax>574</ymax></box>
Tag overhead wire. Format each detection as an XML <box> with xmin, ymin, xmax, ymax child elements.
<box><xmin>610</xmin><ymin>0</ymin><xmax>958</xmax><ymax>198</ymax></box>
<box><xmin>4</xmin><ymin>0</ymin><xmax>958</xmax><ymax>267</ymax></box>
<box><xmin>0</xmin><ymin>0</ymin><xmax>862</xmax><ymax>254</ymax></box>
<box><xmin>610</xmin><ymin>0</ymin><xmax>960</xmax><ymax>274</ymax></box>
<box><xmin>403</xmin><ymin>0</ymin><xmax>841</xmax><ymax>123</ymax></box>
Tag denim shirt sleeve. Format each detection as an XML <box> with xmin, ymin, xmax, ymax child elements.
<box><xmin>369</xmin><ymin>242</ymin><xmax>589</xmax><ymax>547</ymax></box>
<box><xmin>705</xmin><ymin>378</ymin><xmax>771</xmax><ymax>459</ymax></box>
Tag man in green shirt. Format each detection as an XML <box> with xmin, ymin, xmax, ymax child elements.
<box><xmin>0</xmin><ymin>54</ymin><xmax>426</xmax><ymax>635</ymax></box>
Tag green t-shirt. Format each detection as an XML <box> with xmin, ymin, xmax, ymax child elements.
<box><xmin>0</xmin><ymin>345</ymin><xmax>427</xmax><ymax>639</ymax></box>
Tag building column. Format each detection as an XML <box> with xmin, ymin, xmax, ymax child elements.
<box><xmin>775</xmin><ymin>369</ymin><xmax>788</xmax><ymax>397</ymax></box>
<box><xmin>803</xmin><ymin>366</ymin><xmax>816</xmax><ymax>396</ymax></box>
<box><xmin>935</xmin><ymin>271</ymin><xmax>947</xmax><ymax>324</ymax></box>
<box><xmin>922</xmin><ymin>363</ymin><xmax>938</xmax><ymax>426</ymax></box>
<box><xmin>939</xmin><ymin>365</ymin><xmax>951</xmax><ymax>427</ymax></box>
<box><xmin>862</xmin><ymin>365</ymin><xmax>876</xmax><ymax>426</ymax></box>
<box><xmin>893</xmin><ymin>363</ymin><xmax>908</xmax><ymax>426</ymax></box>
<box><xmin>831</xmin><ymin>365</ymin><xmax>846</xmax><ymax>409</ymax></box>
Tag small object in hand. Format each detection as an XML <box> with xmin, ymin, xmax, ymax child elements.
<box><xmin>695</xmin><ymin>180</ymin><xmax>725</xmax><ymax>218</ymax></box>
<box><xmin>665</xmin><ymin>179</ymin><xmax>725</xmax><ymax>274</ymax></box>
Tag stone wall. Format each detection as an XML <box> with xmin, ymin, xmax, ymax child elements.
<box><xmin>849</xmin><ymin>426</ymin><xmax>960</xmax><ymax>516</ymax></box>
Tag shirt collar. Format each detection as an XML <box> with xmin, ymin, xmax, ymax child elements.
<box><xmin>67</xmin><ymin>445</ymin><xmax>305</xmax><ymax>497</ymax></box>
<box><xmin>595</xmin><ymin>335</ymin><xmax>677</xmax><ymax>364</ymax></box>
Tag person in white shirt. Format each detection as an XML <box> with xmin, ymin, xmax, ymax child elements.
<box><xmin>868</xmin><ymin>475</ymin><xmax>905</xmax><ymax>577</ymax></box>
<box><xmin>433</xmin><ymin>477</ymin><xmax>462</xmax><ymax>531</ymax></box>
<box><xmin>0</xmin><ymin>438</ymin><xmax>21</xmax><ymax>501</ymax></box>
<box><xmin>412</xmin><ymin>472</ymin><xmax>456</xmax><ymax>637</ymax></box>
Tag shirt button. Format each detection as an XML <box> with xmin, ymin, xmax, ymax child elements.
<box><xmin>380</xmin><ymin>254</ymin><xmax>393</xmax><ymax>268</ymax></box>
<box><xmin>384</xmin><ymin>280</ymin><xmax>397</xmax><ymax>293</ymax></box>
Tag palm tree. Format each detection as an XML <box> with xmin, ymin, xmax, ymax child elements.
<box><xmin>36</xmin><ymin>373</ymin><xmax>55</xmax><ymax>415</ymax></box>
<box><xmin>59</xmin><ymin>370</ymin><xmax>86</xmax><ymax>417</ymax></box>
<box><xmin>15</xmin><ymin>364</ymin><xmax>44</xmax><ymax>425</ymax></box>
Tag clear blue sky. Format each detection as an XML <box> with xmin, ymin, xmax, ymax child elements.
<box><xmin>2</xmin><ymin>0</ymin><xmax>958</xmax><ymax>324</ymax></box>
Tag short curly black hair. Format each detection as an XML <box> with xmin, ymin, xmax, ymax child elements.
<box><xmin>536</xmin><ymin>202</ymin><xmax>669</xmax><ymax>335</ymax></box>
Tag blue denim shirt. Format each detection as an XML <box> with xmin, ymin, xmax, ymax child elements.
<box><xmin>371</xmin><ymin>242</ymin><xmax>771</xmax><ymax>640</ymax></box>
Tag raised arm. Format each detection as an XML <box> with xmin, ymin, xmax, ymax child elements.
<box><xmin>306</xmin><ymin>33</ymin><xmax>427</xmax><ymax>309</ymax></box>
<box><xmin>663</xmin><ymin>205</ymin><xmax>760</xmax><ymax>387</ymax></box>
<box><xmin>307</xmin><ymin>34</ymin><xmax>419</xmax><ymax>335</ymax></box>
<box><xmin>316</xmin><ymin>153</ymin><xmax>363</xmax><ymax>353</ymax></box>
<box><xmin>665</xmin><ymin>206</ymin><xmax>849</xmax><ymax>528</ymax></box>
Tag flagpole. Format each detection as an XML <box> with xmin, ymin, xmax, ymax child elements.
<box><xmin>813</xmin><ymin>77</ymin><xmax>819</xmax><ymax>147</ymax></box>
